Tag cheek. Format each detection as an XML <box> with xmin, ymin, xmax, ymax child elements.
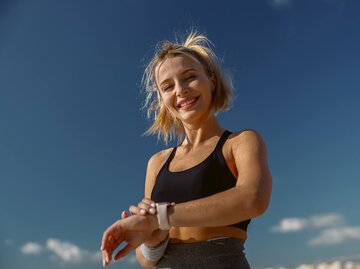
<box><xmin>163</xmin><ymin>91</ymin><xmax>176</xmax><ymax>103</ymax></box>
<box><xmin>161</xmin><ymin>95</ymin><xmax>177</xmax><ymax>114</ymax></box>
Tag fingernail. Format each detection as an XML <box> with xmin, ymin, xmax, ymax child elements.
<box><xmin>149</xmin><ymin>208</ymin><xmax>156</xmax><ymax>214</ymax></box>
<box><xmin>140</xmin><ymin>209</ymin><xmax>145</xmax><ymax>215</ymax></box>
<box><xmin>151</xmin><ymin>202</ymin><xmax>156</xmax><ymax>207</ymax></box>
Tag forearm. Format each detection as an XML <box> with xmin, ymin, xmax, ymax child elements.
<box><xmin>168</xmin><ymin>184</ymin><xmax>270</xmax><ymax>227</ymax></box>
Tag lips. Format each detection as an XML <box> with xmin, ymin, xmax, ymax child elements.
<box><xmin>177</xmin><ymin>97</ymin><xmax>198</xmax><ymax>109</ymax></box>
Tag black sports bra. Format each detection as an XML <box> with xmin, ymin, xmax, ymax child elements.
<box><xmin>151</xmin><ymin>130</ymin><xmax>251</xmax><ymax>231</ymax></box>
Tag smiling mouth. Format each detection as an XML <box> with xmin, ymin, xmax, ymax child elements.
<box><xmin>177</xmin><ymin>97</ymin><xmax>199</xmax><ymax>109</ymax></box>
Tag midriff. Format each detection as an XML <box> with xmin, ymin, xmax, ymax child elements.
<box><xmin>169</xmin><ymin>226</ymin><xmax>247</xmax><ymax>244</ymax></box>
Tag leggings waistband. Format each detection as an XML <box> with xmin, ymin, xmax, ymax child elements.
<box><xmin>155</xmin><ymin>237</ymin><xmax>250</xmax><ymax>269</ymax></box>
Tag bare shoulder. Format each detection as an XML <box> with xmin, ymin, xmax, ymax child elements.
<box><xmin>144</xmin><ymin>148</ymin><xmax>173</xmax><ymax>197</ymax></box>
<box><xmin>227</xmin><ymin>129</ymin><xmax>271</xmax><ymax>191</ymax></box>
<box><xmin>227</xmin><ymin>129</ymin><xmax>267</xmax><ymax>157</ymax></box>
<box><xmin>147</xmin><ymin>148</ymin><xmax>173</xmax><ymax>172</ymax></box>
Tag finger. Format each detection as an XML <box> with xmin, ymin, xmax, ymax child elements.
<box><xmin>103</xmin><ymin>237</ymin><xmax>114</xmax><ymax>266</ymax></box>
<box><xmin>101</xmin><ymin>229</ymin><xmax>118</xmax><ymax>265</ymax></box>
<box><xmin>129</xmin><ymin>205</ymin><xmax>140</xmax><ymax>215</ymax></box>
<box><xmin>114</xmin><ymin>244</ymin><xmax>134</xmax><ymax>261</ymax></box>
<box><xmin>102</xmin><ymin>231</ymin><xmax>114</xmax><ymax>254</ymax></box>
<box><xmin>137</xmin><ymin>202</ymin><xmax>156</xmax><ymax>215</ymax></box>
<box><xmin>101</xmin><ymin>229</ymin><xmax>110</xmax><ymax>253</ymax></box>
<box><xmin>148</xmin><ymin>207</ymin><xmax>156</xmax><ymax>214</ymax></box>
<box><xmin>102</xmin><ymin>249</ymin><xmax>107</xmax><ymax>267</ymax></box>
<box><xmin>102</xmin><ymin>248</ymin><xmax>112</xmax><ymax>267</ymax></box>
<box><xmin>142</xmin><ymin>198</ymin><xmax>157</xmax><ymax>214</ymax></box>
<box><xmin>142</xmin><ymin>197</ymin><xmax>156</xmax><ymax>208</ymax></box>
<box><xmin>121</xmin><ymin>211</ymin><xmax>128</xmax><ymax>219</ymax></box>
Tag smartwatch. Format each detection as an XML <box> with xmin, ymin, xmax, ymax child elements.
<box><xmin>156</xmin><ymin>202</ymin><xmax>171</xmax><ymax>230</ymax></box>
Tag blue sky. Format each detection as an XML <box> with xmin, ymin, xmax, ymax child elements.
<box><xmin>1</xmin><ymin>0</ymin><xmax>360</xmax><ymax>268</ymax></box>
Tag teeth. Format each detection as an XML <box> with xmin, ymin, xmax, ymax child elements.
<box><xmin>180</xmin><ymin>99</ymin><xmax>195</xmax><ymax>107</ymax></box>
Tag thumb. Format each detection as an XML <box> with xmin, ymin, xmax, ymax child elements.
<box><xmin>114</xmin><ymin>243</ymin><xmax>134</xmax><ymax>261</ymax></box>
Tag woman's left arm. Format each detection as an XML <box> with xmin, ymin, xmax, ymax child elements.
<box><xmin>167</xmin><ymin>130</ymin><xmax>272</xmax><ymax>227</ymax></box>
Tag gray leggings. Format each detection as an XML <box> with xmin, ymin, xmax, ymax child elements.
<box><xmin>155</xmin><ymin>238</ymin><xmax>251</xmax><ymax>269</ymax></box>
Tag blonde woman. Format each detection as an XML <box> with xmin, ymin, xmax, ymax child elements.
<box><xmin>101</xmin><ymin>31</ymin><xmax>272</xmax><ymax>269</ymax></box>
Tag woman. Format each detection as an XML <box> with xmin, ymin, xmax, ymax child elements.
<box><xmin>101</xmin><ymin>31</ymin><xmax>272</xmax><ymax>269</ymax></box>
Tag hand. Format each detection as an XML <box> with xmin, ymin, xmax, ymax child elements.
<box><xmin>129</xmin><ymin>197</ymin><xmax>157</xmax><ymax>216</ymax></box>
<box><xmin>129</xmin><ymin>198</ymin><xmax>175</xmax><ymax>217</ymax></box>
<box><xmin>129</xmin><ymin>198</ymin><xmax>175</xmax><ymax>246</ymax></box>
<box><xmin>101</xmin><ymin>213</ymin><xmax>158</xmax><ymax>267</ymax></box>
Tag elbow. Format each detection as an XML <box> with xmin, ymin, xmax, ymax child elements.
<box><xmin>253</xmin><ymin>196</ymin><xmax>270</xmax><ymax>217</ymax></box>
<box><xmin>244</xmin><ymin>195</ymin><xmax>270</xmax><ymax>219</ymax></box>
<box><xmin>246</xmin><ymin>178</ymin><xmax>272</xmax><ymax>218</ymax></box>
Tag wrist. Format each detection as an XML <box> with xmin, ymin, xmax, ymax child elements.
<box><xmin>148</xmin><ymin>213</ymin><xmax>160</xmax><ymax>231</ymax></box>
<box><xmin>144</xmin><ymin>230</ymin><xmax>169</xmax><ymax>247</ymax></box>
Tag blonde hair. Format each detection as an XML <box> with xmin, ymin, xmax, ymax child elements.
<box><xmin>142</xmin><ymin>31</ymin><xmax>233</xmax><ymax>144</ymax></box>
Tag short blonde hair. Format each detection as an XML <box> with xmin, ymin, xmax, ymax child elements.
<box><xmin>142</xmin><ymin>31</ymin><xmax>233</xmax><ymax>144</ymax></box>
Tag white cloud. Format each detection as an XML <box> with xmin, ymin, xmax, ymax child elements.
<box><xmin>309</xmin><ymin>226</ymin><xmax>360</xmax><ymax>246</ymax></box>
<box><xmin>46</xmin><ymin>238</ymin><xmax>101</xmax><ymax>263</ymax></box>
<box><xmin>272</xmin><ymin>217</ymin><xmax>308</xmax><ymax>233</ymax></box>
<box><xmin>268</xmin><ymin>0</ymin><xmax>293</xmax><ymax>9</ymax></box>
<box><xmin>20</xmin><ymin>242</ymin><xmax>43</xmax><ymax>255</ymax></box>
<box><xmin>272</xmin><ymin>213</ymin><xmax>346</xmax><ymax>233</ymax></box>
<box><xmin>19</xmin><ymin>238</ymin><xmax>101</xmax><ymax>264</ymax></box>
<box><xmin>309</xmin><ymin>213</ymin><xmax>345</xmax><ymax>228</ymax></box>
<box><xmin>275</xmin><ymin>260</ymin><xmax>360</xmax><ymax>269</ymax></box>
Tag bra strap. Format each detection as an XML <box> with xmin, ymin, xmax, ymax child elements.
<box><xmin>213</xmin><ymin>130</ymin><xmax>232</xmax><ymax>161</ymax></box>
<box><xmin>164</xmin><ymin>146</ymin><xmax>177</xmax><ymax>167</ymax></box>
<box><xmin>215</xmin><ymin>130</ymin><xmax>232</xmax><ymax>152</ymax></box>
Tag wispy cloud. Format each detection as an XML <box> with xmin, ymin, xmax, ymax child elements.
<box><xmin>272</xmin><ymin>217</ymin><xmax>308</xmax><ymax>233</ymax></box>
<box><xmin>268</xmin><ymin>0</ymin><xmax>293</xmax><ymax>9</ymax></box>
<box><xmin>309</xmin><ymin>213</ymin><xmax>345</xmax><ymax>228</ymax></box>
<box><xmin>19</xmin><ymin>238</ymin><xmax>101</xmax><ymax>264</ymax></box>
<box><xmin>17</xmin><ymin>238</ymin><xmax>140</xmax><ymax>266</ymax></box>
<box><xmin>295</xmin><ymin>260</ymin><xmax>360</xmax><ymax>269</ymax></box>
<box><xmin>46</xmin><ymin>238</ymin><xmax>101</xmax><ymax>263</ymax></box>
<box><xmin>272</xmin><ymin>213</ymin><xmax>360</xmax><ymax>246</ymax></box>
<box><xmin>309</xmin><ymin>226</ymin><xmax>360</xmax><ymax>246</ymax></box>
<box><xmin>271</xmin><ymin>213</ymin><xmax>345</xmax><ymax>233</ymax></box>
<box><xmin>20</xmin><ymin>242</ymin><xmax>43</xmax><ymax>255</ymax></box>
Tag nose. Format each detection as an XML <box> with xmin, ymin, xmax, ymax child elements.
<box><xmin>175</xmin><ymin>81</ymin><xmax>189</xmax><ymax>97</ymax></box>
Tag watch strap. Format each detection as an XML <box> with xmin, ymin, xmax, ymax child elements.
<box><xmin>156</xmin><ymin>202</ymin><xmax>171</xmax><ymax>230</ymax></box>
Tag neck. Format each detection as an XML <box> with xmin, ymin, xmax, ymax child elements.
<box><xmin>182</xmin><ymin>116</ymin><xmax>224</xmax><ymax>148</ymax></box>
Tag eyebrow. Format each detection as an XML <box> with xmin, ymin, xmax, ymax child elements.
<box><xmin>159</xmin><ymin>68</ymin><xmax>197</xmax><ymax>86</ymax></box>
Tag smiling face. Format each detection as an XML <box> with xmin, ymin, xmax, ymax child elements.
<box><xmin>155</xmin><ymin>54</ymin><xmax>216</xmax><ymax>125</ymax></box>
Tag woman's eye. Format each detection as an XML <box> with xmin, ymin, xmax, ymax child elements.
<box><xmin>162</xmin><ymin>85</ymin><xmax>173</xmax><ymax>92</ymax></box>
<box><xmin>185</xmin><ymin>75</ymin><xmax>196</xmax><ymax>80</ymax></box>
